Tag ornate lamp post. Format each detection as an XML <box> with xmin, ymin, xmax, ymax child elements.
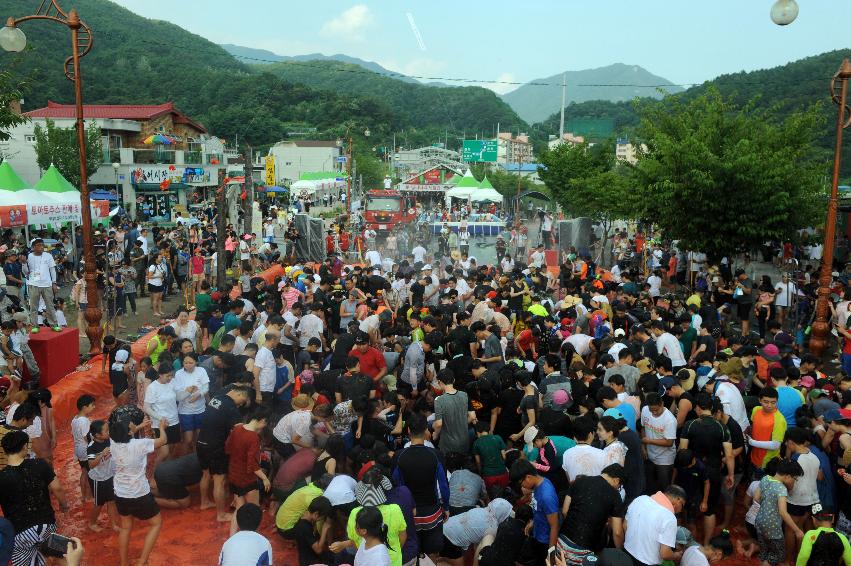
<box><xmin>1</xmin><ymin>1</ymin><xmax>103</xmax><ymax>354</ymax></box>
<box><xmin>809</xmin><ymin>59</ymin><xmax>851</xmax><ymax>357</ymax></box>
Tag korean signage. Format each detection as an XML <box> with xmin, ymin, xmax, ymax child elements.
<box><xmin>130</xmin><ymin>165</ymin><xmax>211</xmax><ymax>186</ymax></box>
<box><xmin>422</xmin><ymin>169</ymin><xmax>442</xmax><ymax>184</ymax></box>
<box><xmin>0</xmin><ymin>206</ymin><xmax>27</xmax><ymax>227</ymax></box>
<box><xmin>462</xmin><ymin>139</ymin><xmax>498</xmax><ymax>162</ymax></box>
<box><xmin>264</xmin><ymin>156</ymin><xmax>275</xmax><ymax>186</ymax></box>
<box><xmin>27</xmin><ymin>202</ymin><xmax>82</xmax><ymax>225</ymax></box>
<box><xmin>397</xmin><ymin>183</ymin><xmax>449</xmax><ymax>193</ymax></box>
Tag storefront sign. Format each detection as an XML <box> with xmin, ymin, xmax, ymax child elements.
<box><xmin>265</xmin><ymin>156</ymin><xmax>275</xmax><ymax>186</ymax></box>
<box><xmin>130</xmin><ymin>166</ymin><xmax>211</xmax><ymax>186</ymax></box>
<box><xmin>27</xmin><ymin>202</ymin><xmax>82</xmax><ymax>224</ymax></box>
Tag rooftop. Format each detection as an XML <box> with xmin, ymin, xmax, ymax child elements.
<box><xmin>24</xmin><ymin>101</ymin><xmax>207</xmax><ymax>133</ymax></box>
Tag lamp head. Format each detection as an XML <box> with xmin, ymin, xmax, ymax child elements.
<box><xmin>0</xmin><ymin>19</ymin><xmax>26</xmax><ymax>53</ymax></box>
<box><xmin>364</xmin><ymin>128</ymin><xmax>371</xmax><ymax>138</ymax></box>
<box><xmin>770</xmin><ymin>0</ymin><xmax>799</xmax><ymax>25</ymax></box>
<box><xmin>112</xmin><ymin>162</ymin><xmax>120</xmax><ymax>170</ymax></box>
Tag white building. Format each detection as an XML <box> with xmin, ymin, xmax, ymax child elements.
<box><xmin>547</xmin><ymin>132</ymin><xmax>586</xmax><ymax>150</ymax></box>
<box><xmin>267</xmin><ymin>140</ymin><xmax>343</xmax><ymax>186</ymax></box>
<box><xmin>0</xmin><ymin>101</ymin><xmax>229</xmax><ymax>220</ymax></box>
<box><xmin>615</xmin><ymin>138</ymin><xmax>646</xmax><ymax>165</ymax></box>
<box><xmin>496</xmin><ymin>132</ymin><xmax>533</xmax><ymax>165</ymax></box>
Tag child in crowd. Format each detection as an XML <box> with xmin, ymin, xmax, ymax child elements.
<box><xmin>473</xmin><ymin>421</ymin><xmax>509</xmax><ymax>489</ymax></box>
<box><xmin>71</xmin><ymin>394</ymin><xmax>96</xmax><ymax>501</ymax></box>
<box><xmin>86</xmin><ymin>420</ymin><xmax>118</xmax><ymax>532</ymax></box>
<box><xmin>749</xmin><ymin>387</ymin><xmax>788</xmax><ymax>478</ymax></box>
<box><xmin>754</xmin><ymin>458</ymin><xmax>804</xmax><ymax>566</ymax></box>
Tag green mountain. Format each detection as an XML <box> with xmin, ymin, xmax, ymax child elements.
<box><xmin>255</xmin><ymin>59</ymin><xmax>525</xmax><ymax>134</ymax></box>
<box><xmin>502</xmin><ymin>63</ymin><xmax>683</xmax><ymax>124</ymax></box>
<box><xmin>221</xmin><ymin>44</ymin><xmax>421</xmax><ymax>84</ymax></box>
<box><xmin>1</xmin><ymin>0</ymin><xmax>524</xmax><ymax>152</ymax></box>
<box><xmin>533</xmin><ymin>49</ymin><xmax>851</xmax><ymax>177</ymax></box>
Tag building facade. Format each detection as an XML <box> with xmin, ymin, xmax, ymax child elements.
<box><xmin>615</xmin><ymin>138</ymin><xmax>645</xmax><ymax>165</ymax></box>
<box><xmin>547</xmin><ymin>132</ymin><xmax>586</xmax><ymax>150</ymax></box>
<box><xmin>0</xmin><ymin>101</ymin><xmax>229</xmax><ymax>220</ymax></box>
<box><xmin>496</xmin><ymin>132</ymin><xmax>533</xmax><ymax>165</ymax></box>
<box><xmin>267</xmin><ymin>140</ymin><xmax>343</xmax><ymax>186</ymax></box>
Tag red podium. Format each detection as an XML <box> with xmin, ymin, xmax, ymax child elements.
<box><xmin>27</xmin><ymin>328</ymin><xmax>80</xmax><ymax>387</ymax></box>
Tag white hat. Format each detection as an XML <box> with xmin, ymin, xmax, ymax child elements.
<box><xmin>614</xmin><ymin>328</ymin><xmax>626</xmax><ymax>337</ymax></box>
<box><xmin>591</xmin><ymin>294</ymin><xmax>610</xmax><ymax>304</ymax></box>
<box><xmin>115</xmin><ymin>349</ymin><xmax>129</xmax><ymax>363</ymax></box>
<box><xmin>422</xmin><ymin>264</ymin><xmax>432</xmax><ymax>270</ymax></box>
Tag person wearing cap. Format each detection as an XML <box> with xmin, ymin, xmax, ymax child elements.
<box><xmin>795</xmin><ymin>503</ymin><xmax>851</xmax><ymax>566</ymax></box>
<box><xmin>272</xmin><ymin>394</ymin><xmax>315</xmax><ymax>460</ymax></box>
<box><xmin>509</xmin><ymin>459</ymin><xmax>559</xmax><ymax>563</ymax></box>
<box><xmin>25</xmin><ymin>238</ymin><xmax>61</xmax><ymax>330</ymax></box>
<box><xmin>3</xmin><ymin>251</ymin><xmax>22</xmax><ymax>302</ymax></box>
<box><xmin>557</xmin><ymin>463</ymin><xmax>626</xmax><ymax>563</ymax></box>
<box><xmin>350</xmin><ymin>331</ymin><xmax>388</xmax><ymax>388</ymax></box>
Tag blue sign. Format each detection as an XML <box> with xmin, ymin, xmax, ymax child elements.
<box><xmin>336</xmin><ymin>156</ymin><xmax>347</xmax><ymax>163</ymax></box>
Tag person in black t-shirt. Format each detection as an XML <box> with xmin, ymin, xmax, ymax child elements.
<box><xmin>711</xmin><ymin>397</ymin><xmax>745</xmax><ymax>531</ymax></box>
<box><xmin>335</xmin><ymin>357</ymin><xmax>374</xmax><ymax>404</ymax></box>
<box><xmin>330</xmin><ymin>322</ymin><xmax>358</xmax><ymax>370</ymax></box>
<box><xmin>196</xmin><ymin>385</ymin><xmax>251</xmax><ymax>522</ymax></box>
<box><xmin>558</xmin><ymin>464</ymin><xmax>626</xmax><ymax>558</ymax></box>
<box><xmin>153</xmin><ymin>453</ymin><xmax>203</xmax><ymax>509</ymax></box>
<box><xmin>0</xmin><ymin>430</ymin><xmax>68</xmax><ymax>565</ymax></box>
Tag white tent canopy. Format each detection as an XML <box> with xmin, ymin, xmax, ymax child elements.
<box><xmin>470</xmin><ymin>188</ymin><xmax>503</xmax><ymax>203</ymax></box>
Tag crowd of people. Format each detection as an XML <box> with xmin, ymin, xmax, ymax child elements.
<box><xmin>1</xmin><ymin>209</ymin><xmax>851</xmax><ymax>566</ymax></box>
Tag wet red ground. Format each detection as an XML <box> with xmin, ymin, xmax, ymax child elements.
<box><xmin>48</xmin><ymin>398</ymin><xmax>763</xmax><ymax>565</ymax></box>
<box><xmin>50</xmin><ymin>397</ymin><xmax>298</xmax><ymax>566</ymax></box>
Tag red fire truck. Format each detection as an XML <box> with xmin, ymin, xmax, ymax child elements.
<box><xmin>363</xmin><ymin>190</ymin><xmax>417</xmax><ymax>232</ymax></box>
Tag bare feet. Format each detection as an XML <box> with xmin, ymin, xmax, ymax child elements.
<box><xmin>112</xmin><ymin>524</ymin><xmax>121</xmax><ymax>532</ymax></box>
<box><xmin>216</xmin><ymin>513</ymin><xmax>232</xmax><ymax>523</ymax></box>
<box><xmin>88</xmin><ymin>523</ymin><xmax>103</xmax><ymax>532</ymax></box>
<box><xmin>199</xmin><ymin>501</ymin><xmax>215</xmax><ymax>511</ymax></box>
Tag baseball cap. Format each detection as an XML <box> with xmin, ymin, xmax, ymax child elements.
<box><xmin>812</xmin><ymin>503</ymin><xmax>835</xmax><ymax>521</ymax></box>
<box><xmin>486</xmin><ymin>291</ymin><xmax>498</xmax><ymax>300</ymax></box>
<box><xmin>603</xmin><ymin>407</ymin><xmax>626</xmax><ymax>422</ymax></box>
<box><xmin>422</xmin><ymin>264</ymin><xmax>432</xmax><ymax>270</ymax></box>
<box><xmin>354</xmin><ymin>331</ymin><xmax>369</xmax><ymax>345</ymax></box>
<box><xmin>822</xmin><ymin>408</ymin><xmax>851</xmax><ymax>422</ymax></box>
<box><xmin>799</xmin><ymin>375</ymin><xmax>815</xmax><ymax>389</ymax></box>
<box><xmin>115</xmin><ymin>349</ymin><xmax>130</xmax><ymax>363</ymax></box>
<box><xmin>658</xmin><ymin>376</ymin><xmax>677</xmax><ymax>393</ymax></box>
<box><xmin>552</xmin><ymin>389</ymin><xmax>570</xmax><ymax>408</ymax></box>
<box><xmin>614</xmin><ymin>328</ymin><xmax>625</xmax><ymax>338</ymax></box>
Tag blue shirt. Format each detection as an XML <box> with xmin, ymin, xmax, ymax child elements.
<box><xmin>605</xmin><ymin>402</ymin><xmax>637</xmax><ymax>432</ymax></box>
<box><xmin>776</xmin><ymin>386</ymin><xmax>803</xmax><ymax>427</ymax></box>
<box><xmin>532</xmin><ymin>478</ymin><xmax>559</xmax><ymax>544</ymax></box>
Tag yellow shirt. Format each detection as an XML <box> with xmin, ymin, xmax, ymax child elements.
<box><xmin>275</xmin><ymin>483</ymin><xmax>322</xmax><ymax>531</ymax></box>
<box><xmin>347</xmin><ymin>504</ymin><xmax>407</xmax><ymax>566</ymax></box>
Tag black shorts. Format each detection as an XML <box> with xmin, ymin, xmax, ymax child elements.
<box><xmin>441</xmin><ymin>535</ymin><xmax>465</xmax><ymax>559</ymax></box>
<box><xmin>230</xmin><ymin>479</ymin><xmax>262</xmax><ymax>497</ymax></box>
<box><xmin>148</xmin><ymin>283</ymin><xmax>163</xmax><ymax>294</ymax></box>
<box><xmin>737</xmin><ymin>301</ymin><xmax>753</xmax><ymax>321</ymax></box>
<box><xmin>787</xmin><ymin>502</ymin><xmax>810</xmax><ymax>517</ymax></box>
<box><xmin>197</xmin><ymin>442</ymin><xmax>229</xmax><ymax>475</ymax></box>
<box><xmin>112</xmin><ymin>381</ymin><xmax>128</xmax><ymax>398</ymax></box>
<box><xmin>78</xmin><ymin>460</ymin><xmax>89</xmax><ymax>470</ymax></box>
<box><xmin>153</xmin><ymin>423</ymin><xmax>181</xmax><ymax>445</ymax></box>
<box><xmin>115</xmin><ymin>493</ymin><xmax>159</xmax><ymax>520</ymax></box>
<box><xmin>418</xmin><ymin>524</ymin><xmax>445</xmax><ymax>555</ymax></box>
<box><xmin>88</xmin><ymin>477</ymin><xmax>115</xmax><ymax>507</ymax></box>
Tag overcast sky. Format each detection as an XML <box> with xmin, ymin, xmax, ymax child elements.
<box><xmin>113</xmin><ymin>0</ymin><xmax>848</xmax><ymax>94</ymax></box>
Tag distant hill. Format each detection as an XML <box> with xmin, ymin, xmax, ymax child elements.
<box><xmin>258</xmin><ymin>59</ymin><xmax>525</xmax><ymax>134</ymax></box>
<box><xmin>532</xmin><ymin>49</ymin><xmax>851</xmax><ymax>177</ymax></box>
<box><xmin>221</xmin><ymin>44</ymin><xmax>420</xmax><ymax>84</ymax></box>
<box><xmin>502</xmin><ymin>63</ymin><xmax>683</xmax><ymax>124</ymax></box>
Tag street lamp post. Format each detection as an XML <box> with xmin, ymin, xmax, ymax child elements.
<box><xmin>809</xmin><ymin>59</ymin><xmax>851</xmax><ymax>357</ymax></box>
<box><xmin>1</xmin><ymin>2</ymin><xmax>103</xmax><ymax>354</ymax></box>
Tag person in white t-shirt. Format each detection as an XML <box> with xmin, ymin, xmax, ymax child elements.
<box><xmin>679</xmin><ymin>533</ymin><xmax>734</xmax><ymax>566</ymax></box>
<box><xmin>411</xmin><ymin>244</ymin><xmax>427</xmax><ymax>264</ymax></box>
<box><xmin>364</xmin><ymin>248</ymin><xmax>382</xmax><ymax>268</ymax></box>
<box><xmin>647</xmin><ymin>270</ymin><xmax>663</xmax><ymax>298</ymax></box>
<box><xmin>562</xmin><ymin>417</ymin><xmax>605</xmax><ymax>482</ymax></box>
<box><xmin>143</xmin><ymin>362</ymin><xmax>180</xmax><ymax>467</ymax></box>
<box><xmin>640</xmin><ymin>394</ymin><xmax>678</xmax><ymax>491</ymax></box>
<box><xmin>624</xmin><ymin>486</ymin><xmax>684</xmax><ymax>565</ymax></box>
<box><xmin>773</xmin><ymin>273</ymin><xmax>797</xmax><ymax>325</ymax></box>
<box><xmin>219</xmin><ymin>503</ymin><xmax>273</xmax><ymax>566</ymax></box>
<box><xmin>26</xmin><ymin>239</ymin><xmax>60</xmax><ymax>328</ymax></box>
<box><xmin>172</xmin><ymin>353</ymin><xmax>209</xmax><ymax>452</ymax></box>
<box><xmin>650</xmin><ymin>321</ymin><xmax>687</xmax><ymax>369</ymax></box>
<box><xmin>111</xmin><ymin>413</ymin><xmax>168</xmax><ymax>566</ymax></box>
<box><xmin>253</xmin><ymin>330</ymin><xmax>280</xmax><ymax>407</ymax></box>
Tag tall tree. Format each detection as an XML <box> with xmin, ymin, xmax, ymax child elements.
<box><xmin>33</xmin><ymin>118</ymin><xmax>102</xmax><ymax>188</ymax></box>
<box><xmin>632</xmin><ymin>87</ymin><xmax>826</xmax><ymax>257</ymax></box>
<box><xmin>0</xmin><ymin>70</ymin><xmax>28</xmax><ymax>143</ymax></box>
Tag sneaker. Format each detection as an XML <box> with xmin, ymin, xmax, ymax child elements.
<box><xmin>52</xmin><ymin>326</ymin><xmax>62</xmax><ymax>332</ymax></box>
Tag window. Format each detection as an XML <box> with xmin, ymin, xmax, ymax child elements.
<box><xmin>24</xmin><ymin>135</ymin><xmax>35</xmax><ymax>143</ymax></box>
<box><xmin>366</xmin><ymin>197</ymin><xmax>400</xmax><ymax>212</ymax></box>
<box><xmin>110</xmin><ymin>134</ymin><xmax>122</xmax><ymax>149</ymax></box>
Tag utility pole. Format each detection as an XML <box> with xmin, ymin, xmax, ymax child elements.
<box><xmin>243</xmin><ymin>145</ymin><xmax>253</xmax><ymax>234</ymax></box>
<box><xmin>559</xmin><ymin>73</ymin><xmax>566</xmax><ymax>141</ymax></box>
<box><xmin>215</xmin><ymin>169</ymin><xmax>227</xmax><ymax>288</ymax></box>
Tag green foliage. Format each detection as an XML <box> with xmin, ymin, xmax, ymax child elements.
<box><xmin>468</xmin><ymin>164</ymin><xmax>535</xmax><ymax>198</ymax></box>
<box><xmin>632</xmin><ymin>87</ymin><xmax>827</xmax><ymax>257</ymax></box>
<box><xmin>33</xmin><ymin>118</ymin><xmax>102</xmax><ymax>188</ymax></box>
<box><xmin>537</xmin><ymin>139</ymin><xmax>635</xmax><ymax>223</ymax></box>
<box><xmin>0</xmin><ymin>69</ymin><xmax>28</xmax><ymax>142</ymax></box>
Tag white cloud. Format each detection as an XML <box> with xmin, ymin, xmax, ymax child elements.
<box><xmin>483</xmin><ymin>73</ymin><xmax>517</xmax><ymax>95</ymax></box>
<box><xmin>320</xmin><ymin>5</ymin><xmax>373</xmax><ymax>42</ymax></box>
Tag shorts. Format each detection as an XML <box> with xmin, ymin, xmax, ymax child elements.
<box><xmin>197</xmin><ymin>442</ymin><xmax>229</xmax><ymax>475</ymax></box>
<box><xmin>112</xmin><ymin>381</ymin><xmax>128</xmax><ymax>398</ymax></box>
<box><xmin>78</xmin><ymin>459</ymin><xmax>89</xmax><ymax>470</ymax></box>
<box><xmin>787</xmin><ymin>502</ymin><xmax>811</xmax><ymax>517</ymax></box>
<box><xmin>417</xmin><ymin>524</ymin><xmax>445</xmax><ymax>555</ymax></box>
<box><xmin>178</xmin><ymin>412</ymin><xmax>205</xmax><ymax>432</ymax></box>
<box><xmin>720</xmin><ymin>472</ymin><xmax>743</xmax><ymax>505</ymax></box>
<box><xmin>192</xmin><ymin>273</ymin><xmax>204</xmax><ymax>282</ymax></box>
<box><xmin>115</xmin><ymin>493</ymin><xmax>160</xmax><ymax>520</ymax></box>
<box><xmin>737</xmin><ymin>301</ymin><xmax>753</xmax><ymax>321</ymax></box>
<box><xmin>440</xmin><ymin>535</ymin><xmax>465</xmax><ymax>559</ymax></box>
<box><xmin>89</xmin><ymin>477</ymin><xmax>115</xmax><ymax>507</ymax></box>
<box><xmin>231</xmin><ymin>479</ymin><xmax>263</xmax><ymax>497</ymax></box>
<box><xmin>153</xmin><ymin>423</ymin><xmax>181</xmax><ymax>445</ymax></box>
<box><xmin>148</xmin><ymin>283</ymin><xmax>163</xmax><ymax>294</ymax></box>
<box><xmin>756</xmin><ymin>535</ymin><xmax>784</xmax><ymax>565</ymax></box>
<box><xmin>482</xmin><ymin>472</ymin><xmax>509</xmax><ymax>491</ymax></box>
<box><xmin>745</xmin><ymin>522</ymin><xmax>758</xmax><ymax>539</ymax></box>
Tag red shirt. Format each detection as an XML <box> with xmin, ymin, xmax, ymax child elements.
<box><xmin>224</xmin><ymin>424</ymin><xmax>260</xmax><ymax>488</ymax></box>
<box><xmin>516</xmin><ymin>329</ymin><xmax>534</xmax><ymax>353</ymax></box>
<box><xmin>348</xmin><ymin>346</ymin><xmax>387</xmax><ymax>380</ymax></box>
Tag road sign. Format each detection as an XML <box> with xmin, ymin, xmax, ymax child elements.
<box><xmin>336</xmin><ymin>156</ymin><xmax>348</xmax><ymax>163</ymax></box>
<box><xmin>462</xmin><ymin>139</ymin><xmax>497</xmax><ymax>162</ymax></box>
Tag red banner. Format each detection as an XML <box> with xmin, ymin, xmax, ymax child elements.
<box><xmin>423</xmin><ymin>169</ymin><xmax>442</xmax><ymax>184</ymax></box>
<box><xmin>0</xmin><ymin>206</ymin><xmax>27</xmax><ymax>227</ymax></box>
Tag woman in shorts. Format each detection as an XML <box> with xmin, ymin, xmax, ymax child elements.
<box><xmin>143</xmin><ymin>362</ymin><xmax>182</xmax><ymax>467</ymax></box>
<box><xmin>110</xmin><ymin>407</ymin><xmax>167</xmax><ymax>566</ymax></box>
<box><xmin>146</xmin><ymin>253</ymin><xmax>167</xmax><ymax>318</ymax></box>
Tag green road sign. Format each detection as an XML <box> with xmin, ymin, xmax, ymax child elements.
<box><xmin>462</xmin><ymin>139</ymin><xmax>497</xmax><ymax>162</ymax></box>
